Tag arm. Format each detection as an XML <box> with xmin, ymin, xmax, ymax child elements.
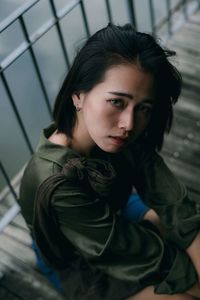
<box><xmin>143</xmin><ymin>209</ymin><xmax>166</xmax><ymax>235</ymax></box>
<box><xmin>186</xmin><ymin>231</ymin><xmax>200</xmax><ymax>281</ymax></box>
<box><xmin>133</xmin><ymin>150</ymin><xmax>200</xmax><ymax>251</ymax></box>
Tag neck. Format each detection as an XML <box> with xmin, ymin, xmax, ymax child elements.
<box><xmin>70</xmin><ymin>125</ymin><xmax>95</xmax><ymax>157</ymax></box>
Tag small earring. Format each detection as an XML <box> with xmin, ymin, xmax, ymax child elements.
<box><xmin>75</xmin><ymin>106</ymin><xmax>81</xmax><ymax>112</ymax></box>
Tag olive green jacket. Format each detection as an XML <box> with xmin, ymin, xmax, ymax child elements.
<box><xmin>19</xmin><ymin>125</ymin><xmax>199</xmax><ymax>300</ymax></box>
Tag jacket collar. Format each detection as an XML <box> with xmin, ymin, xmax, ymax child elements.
<box><xmin>36</xmin><ymin>124</ymin><xmax>81</xmax><ymax>167</ymax></box>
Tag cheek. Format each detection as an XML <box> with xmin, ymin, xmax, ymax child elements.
<box><xmin>85</xmin><ymin>102</ymin><xmax>116</xmax><ymax>127</ymax></box>
<box><xmin>135</xmin><ymin>114</ymin><xmax>151</xmax><ymax>133</ymax></box>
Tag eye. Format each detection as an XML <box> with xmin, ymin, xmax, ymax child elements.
<box><xmin>136</xmin><ymin>103</ymin><xmax>153</xmax><ymax>115</ymax></box>
<box><xmin>107</xmin><ymin>98</ymin><xmax>124</xmax><ymax>108</ymax></box>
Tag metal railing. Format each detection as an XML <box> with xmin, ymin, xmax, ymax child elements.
<box><xmin>0</xmin><ymin>0</ymin><xmax>200</xmax><ymax>231</ymax></box>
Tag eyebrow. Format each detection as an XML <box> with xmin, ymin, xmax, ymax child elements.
<box><xmin>108</xmin><ymin>91</ymin><xmax>133</xmax><ymax>99</ymax></box>
<box><xmin>108</xmin><ymin>91</ymin><xmax>154</xmax><ymax>102</ymax></box>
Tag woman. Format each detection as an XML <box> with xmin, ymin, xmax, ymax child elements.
<box><xmin>19</xmin><ymin>23</ymin><xmax>200</xmax><ymax>299</ymax></box>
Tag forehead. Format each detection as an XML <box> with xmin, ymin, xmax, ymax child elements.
<box><xmin>92</xmin><ymin>63</ymin><xmax>155</xmax><ymax>97</ymax></box>
<box><xmin>103</xmin><ymin>63</ymin><xmax>154</xmax><ymax>87</ymax></box>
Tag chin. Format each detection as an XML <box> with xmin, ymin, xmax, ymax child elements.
<box><xmin>100</xmin><ymin>145</ymin><xmax>124</xmax><ymax>154</ymax></box>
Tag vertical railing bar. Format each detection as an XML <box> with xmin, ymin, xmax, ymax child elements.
<box><xmin>0</xmin><ymin>161</ymin><xmax>18</xmax><ymax>201</ymax></box>
<box><xmin>105</xmin><ymin>0</ymin><xmax>113</xmax><ymax>23</ymax></box>
<box><xmin>19</xmin><ymin>15</ymin><xmax>53</xmax><ymax>118</ymax></box>
<box><xmin>149</xmin><ymin>0</ymin><xmax>156</xmax><ymax>35</ymax></box>
<box><xmin>79</xmin><ymin>0</ymin><xmax>90</xmax><ymax>37</ymax></box>
<box><xmin>1</xmin><ymin>72</ymin><xmax>34</xmax><ymax>155</ymax></box>
<box><xmin>127</xmin><ymin>0</ymin><xmax>137</xmax><ymax>28</ymax></box>
<box><xmin>166</xmin><ymin>0</ymin><xmax>172</xmax><ymax>36</ymax></box>
<box><xmin>182</xmin><ymin>0</ymin><xmax>188</xmax><ymax>20</ymax></box>
<box><xmin>49</xmin><ymin>0</ymin><xmax>70</xmax><ymax>68</ymax></box>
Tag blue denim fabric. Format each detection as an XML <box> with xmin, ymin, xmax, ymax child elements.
<box><xmin>122</xmin><ymin>194</ymin><xmax>150</xmax><ymax>222</ymax></box>
<box><xmin>32</xmin><ymin>240</ymin><xmax>64</xmax><ymax>293</ymax></box>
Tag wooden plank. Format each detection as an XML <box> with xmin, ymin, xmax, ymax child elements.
<box><xmin>10</xmin><ymin>213</ymin><xmax>30</xmax><ymax>232</ymax></box>
<box><xmin>0</xmin><ymin>232</ymin><xmax>36</xmax><ymax>267</ymax></box>
<box><xmin>173</xmin><ymin>61</ymin><xmax>200</xmax><ymax>82</ymax></box>
<box><xmin>0</xmin><ymin>204</ymin><xmax>10</xmax><ymax>218</ymax></box>
<box><xmin>178</xmin><ymin>88</ymin><xmax>200</xmax><ymax>108</ymax></box>
<box><xmin>0</xmin><ymin>285</ymin><xmax>21</xmax><ymax>300</ymax></box>
<box><xmin>170</xmin><ymin>25</ymin><xmax>200</xmax><ymax>46</ymax></box>
<box><xmin>0</xmin><ymin>264</ymin><xmax>21</xmax><ymax>300</ymax></box>
<box><xmin>167</xmin><ymin>112</ymin><xmax>200</xmax><ymax>144</ymax></box>
<box><xmin>0</xmin><ymin>250</ymin><xmax>64</xmax><ymax>300</ymax></box>
<box><xmin>189</xmin><ymin>10</ymin><xmax>200</xmax><ymax>24</ymax></box>
<box><xmin>168</xmin><ymin>42</ymin><xmax>200</xmax><ymax>65</ymax></box>
<box><xmin>185</xmin><ymin>20</ymin><xmax>200</xmax><ymax>32</ymax></box>
<box><xmin>167</xmin><ymin>32</ymin><xmax>200</xmax><ymax>80</ymax></box>
<box><xmin>0</xmin><ymin>270</ymin><xmax>63</xmax><ymax>300</ymax></box>
<box><xmin>182</xmin><ymin>77</ymin><xmax>200</xmax><ymax>93</ymax></box>
<box><xmin>3</xmin><ymin>222</ymin><xmax>32</xmax><ymax>247</ymax></box>
<box><xmin>0</xmin><ymin>249</ymin><xmax>37</xmax><ymax>281</ymax></box>
<box><xmin>163</xmin><ymin>135</ymin><xmax>200</xmax><ymax>168</ymax></box>
<box><xmin>175</xmin><ymin>56</ymin><xmax>200</xmax><ymax>73</ymax></box>
<box><xmin>171</xmin><ymin>27</ymin><xmax>200</xmax><ymax>46</ymax></box>
<box><xmin>175</xmin><ymin>100</ymin><xmax>200</xmax><ymax>122</ymax></box>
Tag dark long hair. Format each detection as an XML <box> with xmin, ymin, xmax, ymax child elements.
<box><xmin>53</xmin><ymin>23</ymin><xmax>182</xmax><ymax>151</ymax></box>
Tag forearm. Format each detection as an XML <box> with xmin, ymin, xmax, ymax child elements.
<box><xmin>186</xmin><ymin>231</ymin><xmax>200</xmax><ymax>280</ymax></box>
<box><xmin>143</xmin><ymin>209</ymin><xmax>165</xmax><ymax>236</ymax></box>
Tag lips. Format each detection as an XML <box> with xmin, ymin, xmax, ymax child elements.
<box><xmin>110</xmin><ymin>136</ymin><xmax>128</xmax><ymax>146</ymax></box>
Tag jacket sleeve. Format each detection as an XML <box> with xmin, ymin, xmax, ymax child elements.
<box><xmin>51</xmin><ymin>181</ymin><xmax>197</xmax><ymax>294</ymax></box>
<box><xmin>132</xmin><ymin>149</ymin><xmax>200</xmax><ymax>250</ymax></box>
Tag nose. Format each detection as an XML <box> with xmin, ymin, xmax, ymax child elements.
<box><xmin>118</xmin><ymin>109</ymin><xmax>134</xmax><ymax>132</ymax></box>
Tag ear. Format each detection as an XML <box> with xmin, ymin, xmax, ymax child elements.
<box><xmin>72</xmin><ymin>92</ymin><xmax>85</xmax><ymax>109</ymax></box>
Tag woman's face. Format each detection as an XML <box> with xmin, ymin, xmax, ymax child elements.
<box><xmin>72</xmin><ymin>63</ymin><xmax>155</xmax><ymax>155</ymax></box>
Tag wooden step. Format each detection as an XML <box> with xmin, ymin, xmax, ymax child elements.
<box><xmin>0</xmin><ymin>249</ymin><xmax>64</xmax><ymax>300</ymax></box>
